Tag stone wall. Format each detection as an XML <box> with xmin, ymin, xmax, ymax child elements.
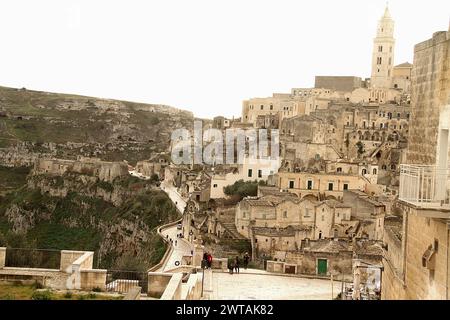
<box><xmin>60</xmin><ymin>250</ymin><xmax>86</xmax><ymax>272</ymax></box>
<box><xmin>403</xmin><ymin>210</ymin><xmax>449</xmax><ymax>299</ymax></box>
<box><xmin>406</xmin><ymin>30</ymin><xmax>450</xmax><ymax>165</ymax></box>
<box><xmin>33</xmin><ymin>157</ymin><xmax>129</xmax><ymax>182</ymax></box>
<box><xmin>0</xmin><ymin>247</ymin><xmax>5</xmax><ymax>268</ymax></box>
<box><xmin>147</xmin><ymin>272</ymin><xmax>173</xmax><ymax>298</ymax></box>
<box><xmin>80</xmin><ymin>269</ymin><xmax>107</xmax><ymax>291</ymax></box>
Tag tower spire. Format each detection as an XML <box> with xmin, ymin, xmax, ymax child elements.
<box><xmin>383</xmin><ymin>2</ymin><xmax>391</xmax><ymax>19</ymax></box>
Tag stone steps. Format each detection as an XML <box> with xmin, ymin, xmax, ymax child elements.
<box><xmin>221</xmin><ymin>222</ymin><xmax>247</xmax><ymax>240</ymax></box>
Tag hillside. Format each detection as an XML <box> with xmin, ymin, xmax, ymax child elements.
<box><xmin>0</xmin><ymin>170</ymin><xmax>179</xmax><ymax>270</ymax></box>
<box><xmin>0</xmin><ymin>85</ymin><xmax>194</xmax><ymax>270</ymax></box>
<box><xmin>0</xmin><ymin>85</ymin><xmax>194</xmax><ymax>165</ymax></box>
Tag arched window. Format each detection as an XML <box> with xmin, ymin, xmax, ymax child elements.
<box><xmin>362</xmin><ymin>169</ymin><xmax>367</xmax><ymax>175</ymax></box>
<box><xmin>373</xmin><ymin>168</ymin><xmax>377</xmax><ymax>175</ymax></box>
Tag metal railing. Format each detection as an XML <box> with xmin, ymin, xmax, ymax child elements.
<box><xmin>399</xmin><ymin>164</ymin><xmax>450</xmax><ymax>208</ymax></box>
<box><xmin>105</xmin><ymin>270</ymin><xmax>148</xmax><ymax>294</ymax></box>
<box><xmin>4</xmin><ymin>248</ymin><xmax>61</xmax><ymax>269</ymax></box>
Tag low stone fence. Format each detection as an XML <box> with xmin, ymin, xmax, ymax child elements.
<box><xmin>211</xmin><ymin>258</ymin><xmax>228</xmax><ymax>271</ymax></box>
<box><xmin>147</xmin><ymin>272</ymin><xmax>173</xmax><ymax>298</ymax></box>
<box><xmin>148</xmin><ymin>269</ymin><xmax>203</xmax><ymax>300</ymax></box>
<box><xmin>0</xmin><ymin>248</ymin><xmax>106</xmax><ymax>291</ymax></box>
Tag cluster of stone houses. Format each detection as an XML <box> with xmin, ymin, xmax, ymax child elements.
<box><xmin>163</xmin><ymin>8</ymin><xmax>450</xmax><ymax>300</ymax></box>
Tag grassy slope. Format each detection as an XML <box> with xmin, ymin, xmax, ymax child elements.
<box><xmin>0</xmin><ymin>85</ymin><xmax>193</xmax><ymax>163</ymax></box>
<box><xmin>0</xmin><ymin>283</ymin><xmax>123</xmax><ymax>300</ymax></box>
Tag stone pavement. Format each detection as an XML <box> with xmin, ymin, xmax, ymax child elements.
<box><xmin>161</xmin><ymin>181</ymin><xmax>187</xmax><ymax>213</ymax></box>
<box><xmin>160</xmin><ymin>225</ymin><xmax>193</xmax><ymax>272</ymax></box>
<box><xmin>210</xmin><ymin>270</ymin><xmax>342</xmax><ymax>300</ymax></box>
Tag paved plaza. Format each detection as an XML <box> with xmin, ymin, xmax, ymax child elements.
<box><xmin>210</xmin><ymin>272</ymin><xmax>341</xmax><ymax>300</ymax></box>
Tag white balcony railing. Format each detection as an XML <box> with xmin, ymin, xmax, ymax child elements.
<box><xmin>399</xmin><ymin>164</ymin><xmax>450</xmax><ymax>208</ymax></box>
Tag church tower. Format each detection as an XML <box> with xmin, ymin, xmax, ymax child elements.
<box><xmin>370</xmin><ymin>5</ymin><xmax>395</xmax><ymax>88</ymax></box>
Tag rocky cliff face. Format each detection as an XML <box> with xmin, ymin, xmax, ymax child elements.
<box><xmin>0</xmin><ymin>171</ymin><xmax>179</xmax><ymax>270</ymax></box>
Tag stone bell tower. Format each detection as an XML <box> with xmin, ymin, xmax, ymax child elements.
<box><xmin>370</xmin><ymin>5</ymin><xmax>395</xmax><ymax>88</ymax></box>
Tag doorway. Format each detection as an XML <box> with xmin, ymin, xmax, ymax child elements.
<box><xmin>317</xmin><ymin>259</ymin><xmax>327</xmax><ymax>275</ymax></box>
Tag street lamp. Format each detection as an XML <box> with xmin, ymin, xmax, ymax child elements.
<box><xmin>201</xmin><ymin>258</ymin><xmax>206</xmax><ymax>298</ymax></box>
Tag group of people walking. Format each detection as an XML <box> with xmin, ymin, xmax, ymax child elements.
<box><xmin>227</xmin><ymin>252</ymin><xmax>250</xmax><ymax>275</ymax></box>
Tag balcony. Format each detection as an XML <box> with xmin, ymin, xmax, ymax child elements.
<box><xmin>399</xmin><ymin>164</ymin><xmax>450</xmax><ymax>209</ymax></box>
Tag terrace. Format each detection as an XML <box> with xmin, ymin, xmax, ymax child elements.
<box><xmin>399</xmin><ymin>164</ymin><xmax>450</xmax><ymax>210</ymax></box>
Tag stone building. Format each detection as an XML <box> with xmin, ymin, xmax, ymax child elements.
<box><xmin>382</xmin><ymin>27</ymin><xmax>450</xmax><ymax>300</ymax></box>
<box><xmin>392</xmin><ymin>62</ymin><xmax>413</xmax><ymax>92</ymax></box>
<box><xmin>343</xmin><ymin>190</ymin><xmax>386</xmax><ymax>241</ymax></box>
<box><xmin>135</xmin><ymin>153</ymin><xmax>170</xmax><ymax>178</ymax></box>
<box><xmin>315</xmin><ymin>76</ymin><xmax>364</xmax><ymax>92</ymax></box>
<box><xmin>33</xmin><ymin>156</ymin><xmax>129</xmax><ymax>182</ymax></box>
<box><xmin>273</xmin><ymin>170</ymin><xmax>368</xmax><ymax>200</ymax></box>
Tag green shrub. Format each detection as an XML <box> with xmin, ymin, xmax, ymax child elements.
<box><xmin>32</xmin><ymin>290</ymin><xmax>53</xmax><ymax>300</ymax></box>
<box><xmin>92</xmin><ymin>287</ymin><xmax>102</xmax><ymax>293</ymax></box>
<box><xmin>224</xmin><ymin>180</ymin><xmax>266</xmax><ymax>199</ymax></box>
<box><xmin>88</xmin><ymin>293</ymin><xmax>97</xmax><ymax>299</ymax></box>
<box><xmin>63</xmin><ymin>291</ymin><xmax>73</xmax><ymax>299</ymax></box>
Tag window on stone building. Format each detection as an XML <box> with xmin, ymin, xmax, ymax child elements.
<box><xmin>307</xmin><ymin>180</ymin><xmax>313</xmax><ymax>190</ymax></box>
<box><xmin>337</xmin><ymin>167</ymin><xmax>342</xmax><ymax>173</ymax></box>
<box><xmin>248</xmin><ymin>169</ymin><xmax>252</xmax><ymax>177</ymax></box>
<box><xmin>213</xmin><ymin>184</ymin><xmax>218</xmax><ymax>188</ymax></box>
<box><xmin>258</xmin><ymin>170</ymin><xmax>262</xmax><ymax>178</ymax></box>
<box><xmin>289</xmin><ymin>180</ymin><xmax>295</xmax><ymax>189</ymax></box>
<box><xmin>362</xmin><ymin>169</ymin><xmax>367</xmax><ymax>175</ymax></box>
<box><xmin>343</xmin><ymin>183</ymin><xmax>349</xmax><ymax>190</ymax></box>
<box><xmin>304</xmin><ymin>209</ymin><xmax>310</xmax><ymax>218</ymax></box>
<box><xmin>260</xmin><ymin>105</ymin><xmax>264</xmax><ymax>110</ymax></box>
<box><xmin>283</xmin><ymin>211</ymin><xmax>287</xmax><ymax>218</ymax></box>
<box><xmin>270</xmin><ymin>105</ymin><xmax>273</xmax><ymax>110</ymax></box>
<box><xmin>373</xmin><ymin>168</ymin><xmax>377</xmax><ymax>175</ymax></box>
<box><xmin>328</xmin><ymin>183</ymin><xmax>333</xmax><ymax>191</ymax></box>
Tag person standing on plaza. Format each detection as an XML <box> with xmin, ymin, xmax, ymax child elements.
<box><xmin>207</xmin><ymin>253</ymin><xmax>213</xmax><ymax>269</ymax></box>
<box><xmin>234</xmin><ymin>256</ymin><xmax>240</xmax><ymax>274</ymax></box>
<box><xmin>243</xmin><ymin>252</ymin><xmax>250</xmax><ymax>269</ymax></box>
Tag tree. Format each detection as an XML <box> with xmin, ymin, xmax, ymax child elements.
<box><xmin>356</xmin><ymin>141</ymin><xmax>365</xmax><ymax>158</ymax></box>
<box><xmin>223</xmin><ymin>180</ymin><xmax>266</xmax><ymax>199</ymax></box>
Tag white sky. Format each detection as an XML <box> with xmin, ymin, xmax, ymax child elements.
<box><xmin>0</xmin><ymin>0</ymin><xmax>449</xmax><ymax>119</ymax></box>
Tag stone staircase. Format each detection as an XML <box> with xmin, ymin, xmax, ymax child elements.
<box><xmin>221</xmin><ymin>222</ymin><xmax>247</xmax><ymax>240</ymax></box>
